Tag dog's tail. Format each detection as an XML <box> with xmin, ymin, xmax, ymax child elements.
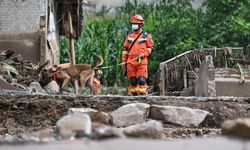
<box><xmin>91</xmin><ymin>55</ymin><xmax>103</xmax><ymax>68</ymax></box>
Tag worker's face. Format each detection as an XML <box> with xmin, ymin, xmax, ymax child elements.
<box><xmin>131</xmin><ymin>24</ymin><xmax>140</xmax><ymax>31</ymax></box>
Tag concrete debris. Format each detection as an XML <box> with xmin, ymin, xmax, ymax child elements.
<box><xmin>44</xmin><ymin>80</ymin><xmax>60</xmax><ymax>94</ymax></box>
<box><xmin>56</xmin><ymin>114</ymin><xmax>92</xmax><ymax>139</ymax></box>
<box><xmin>68</xmin><ymin>108</ymin><xmax>110</xmax><ymax>125</ymax></box>
<box><xmin>0</xmin><ymin>50</ymin><xmax>50</xmax><ymax>91</ymax></box>
<box><xmin>32</xmin><ymin>128</ymin><xmax>55</xmax><ymax>142</ymax></box>
<box><xmin>149</xmin><ymin>105</ymin><xmax>211</xmax><ymax>127</ymax></box>
<box><xmin>92</xmin><ymin>123</ymin><xmax>124</xmax><ymax>140</ymax></box>
<box><xmin>222</xmin><ymin>118</ymin><xmax>250</xmax><ymax>139</ymax></box>
<box><xmin>111</xmin><ymin>105</ymin><xmax>144</xmax><ymax>127</ymax></box>
<box><xmin>123</xmin><ymin>120</ymin><xmax>165</xmax><ymax>139</ymax></box>
<box><xmin>125</xmin><ymin>103</ymin><xmax>150</xmax><ymax>120</ymax></box>
<box><xmin>0</xmin><ymin>134</ymin><xmax>19</xmax><ymax>143</ymax></box>
<box><xmin>29</xmin><ymin>82</ymin><xmax>47</xmax><ymax>94</ymax></box>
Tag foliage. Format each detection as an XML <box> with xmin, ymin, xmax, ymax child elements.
<box><xmin>60</xmin><ymin>0</ymin><xmax>250</xmax><ymax>87</ymax></box>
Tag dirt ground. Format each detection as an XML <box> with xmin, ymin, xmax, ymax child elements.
<box><xmin>0</xmin><ymin>90</ymin><xmax>250</xmax><ymax>137</ymax></box>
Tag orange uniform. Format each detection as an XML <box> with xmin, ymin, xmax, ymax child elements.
<box><xmin>122</xmin><ymin>28</ymin><xmax>154</xmax><ymax>95</ymax></box>
<box><xmin>92</xmin><ymin>77</ymin><xmax>101</xmax><ymax>94</ymax></box>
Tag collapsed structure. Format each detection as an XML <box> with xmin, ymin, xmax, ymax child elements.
<box><xmin>159</xmin><ymin>47</ymin><xmax>250</xmax><ymax>97</ymax></box>
<box><xmin>0</xmin><ymin>0</ymin><xmax>83</xmax><ymax>66</ymax></box>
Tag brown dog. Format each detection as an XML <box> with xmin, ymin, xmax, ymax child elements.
<box><xmin>52</xmin><ymin>56</ymin><xmax>103</xmax><ymax>94</ymax></box>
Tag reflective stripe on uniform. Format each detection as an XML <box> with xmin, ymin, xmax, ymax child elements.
<box><xmin>147</xmin><ymin>48</ymin><xmax>152</xmax><ymax>53</ymax></box>
<box><xmin>128</xmin><ymin>85</ymin><xmax>138</xmax><ymax>94</ymax></box>
<box><xmin>138</xmin><ymin>87</ymin><xmax>147</xmax><ymax>93</ymax></box>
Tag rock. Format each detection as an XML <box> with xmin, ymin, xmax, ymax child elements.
<box><xmin>92</xmin><ymin>123</ymin><xmax>124</xmax><ymax>139</ymax></box>
<box><xmin>56</xmin><ymin>114</ymin><xmax>92</xmax><ymax>139</ymax></box>
<box><xmin>111</xmin><ymin>105</ymin><xmax>144</xmax><ymax>127</ymax></box>
<box><xmin>1</xmin><ymin>134</ymin><xmax>19</xmax><ymax>143</ymax></box>
<box><xmin>123</xmin><ymin>120</ymin><xmax>165</xmax><ymax>139</ymax></box>
<box><xmin>126</xmin><ymin>103</ymin><xmax>150</xmax><ymax>120</ymax></box>
<box><xmin>29</xmin><ymin>82</ymin><xmax>47</xmax><ymax>94</ymax></box>
<box><xmin>44</xmin><ymin>81</ymin><xmax>60</xmax><ymax>93</ymax></box>
<box><xmin>4</xmin><ymin>118</ymin><xmax>17</xmax><ymax>135</ymax></box>
<box><xmin>68</xmin><ymin>108</ymin><xmax>110</xmax><ymax>125</ymax></box>
<box><xmin>149</xmin><ymin>105</ymin><xmax>211</xmax><ymax>127</ymax></box>
<box><xmin>33</xmin><ymin>128</ymin><xmax>55</xmax><ymax>142</ymax></box>
<box><xmin>222</xmin><ymin>118</ymin><xmax>250</xmax><ymax>139</ymax></box>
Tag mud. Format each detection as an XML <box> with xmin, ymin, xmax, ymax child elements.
<box><xmin>0</xmin><ymin>90</ymin><xmax>250</xmax><ymax>135</ymax></box>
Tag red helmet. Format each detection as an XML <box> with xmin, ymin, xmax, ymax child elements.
<box><xmin>130</xmin><ymin>15</ymin><xmax>144</xmax><ymax>24</ymax></box>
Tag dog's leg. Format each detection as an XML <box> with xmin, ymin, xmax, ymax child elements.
<box><xmin>79</xmin><ymin>71</ymin><xmax>91</xmax><ymax>92</ymax></box>
<box><xmin>87</xmin><ymin>74</ymin><xmax>97</xmax><ymax>95</ymax></box>
<box><xmin>61</xmin><ymin>73</ymin><xmax>71</xmax><ymax>90</ymax></box>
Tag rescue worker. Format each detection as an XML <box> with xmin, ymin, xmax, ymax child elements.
<box><xmin>122</xmin><ymin>15</ymin><xmax>154</xmax><ymax>95</ymax></box>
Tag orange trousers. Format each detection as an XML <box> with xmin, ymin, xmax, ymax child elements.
<box><xmin>127</xmin><ymin>63</ymin><xmax>148</xmax><ymax>95</ymax></box>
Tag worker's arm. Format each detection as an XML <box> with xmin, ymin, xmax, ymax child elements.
<box><xmin>143</xmin><ymin>34</ymin><xmax>154</xmax><ymax>57</ymax></box>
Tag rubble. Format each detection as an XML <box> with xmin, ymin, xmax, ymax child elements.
<box><xmin>0</xmin><ymin>50</ymin><xmax>50</xmax><ymax>91</ymax></box>
<box><xmin>56</xmin><ymin>114</ymin><xmax>92</xmax><ymax>139</ymax></box>
<box><xmin>111</xmin><ymin>105</ymin><xmax>145</xmax><ymax>127</ymax></box>
<box><xmin>149</xmin><ymin>105</ymin><xmax>211</xmax><ymax>127</ymax></box>
<box><xmin>221</xmin><ymin>118</ymin><xmax>250</xmax><ymax>139</ymax></box>
<box><xmin>123</xmin><ymin>120</ymin><xmax>165</xmax><ymax>139</ymax></box>
<box><xmin>68</xmin><ymin>108</ymin><xmax>111</xmax><ymax>125</ymax></box>
<box><xmin>29</xmin><ymin>82</ymin><xmax>47</xmax><ymax>94</ymax></box>
<box><xmin>44</xmin><ymin>81</ymin><xmax>60</xmax><ymax>94</ymax></box>
<box><xmin>125</xmin><ymin>103</ymin><xmax>150</xmax><ymax>120</ymax></box>
<box><xmin>92</xmin><ymin>123</ymin><xmax>124</xmax><ymax>140</ymax></box>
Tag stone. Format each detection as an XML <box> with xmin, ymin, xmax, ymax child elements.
<box><xmin>1</xmin><ymin>134</ymin><xmax>18</xmax><ymax>143</ymax></box>
<box><xmin>33</xmin><ymin>128</ymin><xmax>55</xmax><ymax>142</ymax></box>
<box><xmin>29</xmin><ymin>82</ymin><xmax>47</xmax><ymax>94</ymax></box>
<box><xmin>44</xmin><ymin>81</ymin><xmax>60</xmax><ymax>94</ymax></box>
<box><xmin>68</xmin><ymin>108</ymin><xmax>110</xmax><ymax>125</ymax></box>
<box><xmin>111</xmin><ymin>105</ymin><xmax>144</xmax><ymax>127</ymax></box>
<box><xmin>222</xmin><ymin>118</ymin><xmax>250</xmax><ymax>139</ymax></box>
<box><xmin>123</xmin><ymin>120</ymin><xmax>164</xmax><ymax>139</ymax></box>
<box><xmin>56</xmin><ymin>114</ymin><xmax>92</xmax><ymax>139</ymax></box>
<box><xmin>149</xmin><ymin>105</ymin><xmax>211</xmax><ymax>127</ymax></box>
<box><xmin>92</xmin><ymin>123</ymin><xmax>124</xmax><ymax>139</ymax></box>
<box><xmin>125</xmin><ymin>103</ymin><xmax>150</xmax><ymax>119</ymax></box>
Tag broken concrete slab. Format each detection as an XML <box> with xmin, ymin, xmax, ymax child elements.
<box><xmin>44</xmin><ymin>81</ymin><xmax>60</xmax><ymax>94</ymax></box>
<box><xmin>0</xmin><ymin>78</ymin><xmax>16</xmax><ymax>90</ymax></box>
<box><xmin>111</xmin><ymin>105</ymin><xmax>144</xmax><ymax>127</ymax></box>
<box><xmin>68</xmin><ymin>108</ymin><xmax>110</xmax><ymax>125</ymax></box>
<box><xmin>149</xmin><ymin>105</ymin><xmax>211</xmax><ymax>127</ymax></box>
<box><xmin>28</xmin><ymin>82</ymin><xmax>47</xmax><ymax>94</ymax></box>
<box><xmin>222</xmin><ymin>118</ymin><xmax>250</xmax><ymax>139</ymax></box>
<box><xmin>56</xmin><ymin>114</ymin><xmax>92</xmax><ymax>139</ymax></box>
<box><xmin>125</xmin><ymin>103</ymin><xmax>150</xmax><ymax>120</ymax></box>
<box><xmin>123</xmin><ymin>120</ymin><xmax>164</xmax><ymax>139</ymax></box>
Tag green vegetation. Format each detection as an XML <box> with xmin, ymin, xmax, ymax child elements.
<box><xmin>60</xmin><ymin>0</ymin><xmax>250</xmax><ymax>87</ymax></box>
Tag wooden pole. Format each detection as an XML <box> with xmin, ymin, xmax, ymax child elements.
<box><xmin>68</xmin><ymin>10</ymin><xmax>79</xmax><ymax>94</ymax></box>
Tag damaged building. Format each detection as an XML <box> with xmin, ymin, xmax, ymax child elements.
<box><xmin>0</xmin><ymin>0</ymin><xmax>83</xmax><ymax>66</ymax></box>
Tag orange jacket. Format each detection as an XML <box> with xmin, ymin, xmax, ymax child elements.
<box><xmin>92</xmin><ymin>77</ymin><xmax>101</xmax><ymax>93</ymax></box>
<box><xmin>122</xmin><ymin>29</ymin><xmax>154</xmax><ymax>65</ymax></box>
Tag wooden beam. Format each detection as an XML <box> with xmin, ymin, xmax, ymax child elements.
<box><xmin>68</xmin><ymin>10</ymin><xmax>79</xmax><ymax>94</ymax></box>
